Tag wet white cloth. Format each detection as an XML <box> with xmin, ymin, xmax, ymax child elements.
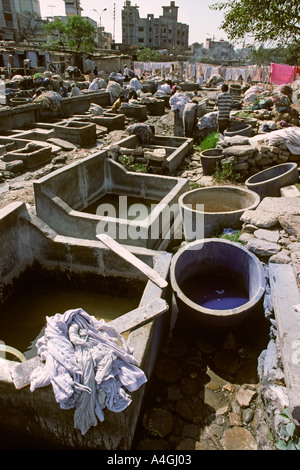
<box><xmin>170</xmin><ymin>92</ymin><xmax>191</xmax><ymax>118</ymax></box>
<box><xmin>157</xmin><ymin>83</ymin><xmax>171</xmax><ymax>94</ymax></box>
<box><xmin>197</xmin><ymin>111</ymin><xmax>218</xmax><ymax>130</ymax></box>
<box><xmin>106</xmin><ymin>80</ymin><xmax>122</xmax><ymax>104</ymax></box>
<box><xmin>88</xmin><ymin>79</ymin><xmax>99</xmax><ymax>92</ymax></box>
<box><xmin>129</xmin><ymin>77</ymin><xmax>142</xmax><ymax>91</ymax></box>
<box><xmin>29</xmin><ymin>308</ymin><xmax>147</xmax><ymax>435</ymax></box>
<box><xmin>263</xmin><ymin>127</ymin><xmax>300</xmax><ymax>155</ymax></box>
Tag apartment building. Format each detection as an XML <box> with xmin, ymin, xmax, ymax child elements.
<box><xmin>122</xmin><ymin>1</ymin><xmax>189</xmax><ymax>53</ymax></box>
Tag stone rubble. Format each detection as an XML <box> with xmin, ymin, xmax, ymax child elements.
<box><xmin>218</xmin><ymin>135</ymin><xmax>300</xmax><ymax>177</ymax></box>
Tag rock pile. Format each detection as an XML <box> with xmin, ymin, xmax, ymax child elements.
<box><xmin>218</xmin><ymin>135</ymin><xmax>300</xmax><ymax>176</ymax></box>
<box><xmin>239</xmin><ymin>196</ymin><xmax>300</xmax><ymax>274</ymax></box>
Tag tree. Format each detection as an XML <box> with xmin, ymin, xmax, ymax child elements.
<box><xmin>248</xmin><ymin>42</ymin><xmax>300</xmax><ymax>66</ymax></box>
<box><xmin>136</xmin><ymin>47</ymin><xmax>162</xmax><ymax>62</ymax></box>
<box><xmin>43</xmin><ymin>16</ymin><xmax>96</xmax><ymax>54</ymax></box>
<box><xmin>43</xmin><ymin>18</ymin><xmax>68</xmax><ymax>50</ymax></box>
<box><xmin>64</xmin><ymin>16</ymin><xmax>96</xmax><ymax>55</ymax></box>
<box><xmin>18</xmin><ymin>11</ymin><xmax>43</xmax><ymax>42</ymax></box>
<box><xmin>210</xmin><ymin>0</ymin><xmax>300</xmax><ymax>46</ymax></box>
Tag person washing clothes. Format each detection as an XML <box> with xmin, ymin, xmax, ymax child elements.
<box><xmin>59</xmin><ymin>81</ymin><xmax>68</xmax><ymax>98</ymax></box>
<box><xmin>70</xmin><ymin>83</ymin><xmax>80</xmax><ymax>96</ymax></box>
<box><xmin>216</xmin><ymin>84</ymin><xmax>233</xmax><ymax>134</ymax></box>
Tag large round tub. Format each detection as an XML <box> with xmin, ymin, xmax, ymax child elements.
<box><xmin>170</xmin><ymin>238</ymin><xmax>266</xmax><ymax>328</ymax></box>
<box><xmin>178</xmin><ymin>185</ymin><xmax>260</xmax><ymax>240</ymax></box>
<box><xmin>245</xmin><ymin>162</ymin><xmax>299</xmax><ymax>198</ymax></box>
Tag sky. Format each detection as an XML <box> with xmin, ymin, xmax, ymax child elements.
<box><xmin>39</xmin><ymin>0</ymin><xmax>231</xmax><ymax>46</ymax></box>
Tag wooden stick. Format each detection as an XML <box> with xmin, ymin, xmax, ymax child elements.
<box><xmin>109</xmin><ymin>298</ymin><xmax>168</xmax><ymax>333</ymax></box>
<box><xmin>97</xmin><ymin>234</ymin><xmax>168</xmax><ymax>289</ymax></box>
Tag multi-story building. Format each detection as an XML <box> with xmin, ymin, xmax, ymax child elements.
<box><xmin>14</xmin><ymin>0</ymin><xmax>41</xmax><ymax>16</ymax></box>
<box><xmin>205</xmin><ymin>38</ymin><xmax>234</xmax><ymax>61</ymax></box>
<box><xmin>0</xmin><ymin>0</ymin><xmax>43</xmax><ymax>41</ymax></box>
<box><xmin>63</xmin><ymin>0</ymin><xmax>82</xmax><ymax>17</ymax></box>
<box><xmin>0</xmin><ymin>0</ymin><xmax>18</xmax><ymax>40</ymax></box>
<box><xmin>122</xmin><ymin>1</ymin><xmax>189</xmax><ymax>54</ymax></box>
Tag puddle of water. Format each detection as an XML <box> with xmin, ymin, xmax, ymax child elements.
<box><xmin>0</xmin><ymin>276</ymin><xmax>141</xmax><ymax>356</ymax></box>
<box><xmin>82</xmin><ymin>193</ymin><xmax>159</xmax><ymax>220</ymax></box>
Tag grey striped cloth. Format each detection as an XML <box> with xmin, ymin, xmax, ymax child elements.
<box><xmin>217</xmin><ymin>92</ymin><xmax>233</xmax><ymax>120</ymax></box>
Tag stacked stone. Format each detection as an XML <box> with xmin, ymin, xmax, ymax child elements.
<box><xmin>238</xmin><ymin>196</ymin><xmax>300</xmax><ymax>275</ymax></box>
<box><xmin>218</xmin><ymin>135</ymin><xmax>300</xmax><ymax>176</ymax></box>
<box><xmin>218</xmin><ymin>135</ymin><xmax>258</xmax><ymax>176</ymax></box>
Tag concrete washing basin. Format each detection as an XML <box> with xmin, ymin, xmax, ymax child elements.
<box><xmin>245</xmin><ymin>162</ymin><xmax>299</xmax><ymax>198</ymax></box>
<box><xmin>170</xmin><ymin>238</ymin><xmax>266</xmax><ymax>328</ymax></box>
<box><xmin>224</xmin><ymin>122</ymin><xmax>253</xmax><ymax>138</ymax></box>
<box><xmin>0</xmin><ymin>202</ymin><xmax>171</xmax><ymax>450</ymax></box>
<box><xmin>34</xmin><ymin>149</ymin><xmax>189</xmax><ymax>250</ymax></box>
<box><xmin>178</xmin><ymin>185</ymin><xmax>260</xmax><ymax>239</ymax></box>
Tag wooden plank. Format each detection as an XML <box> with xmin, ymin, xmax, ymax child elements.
<box><xmin>269</xmin><ymin>264</ymin><xmax>300</xmax><ymax>421</ymax></box>
<box><xmin>10</xmin><ymin>356</ymin><xmax>43</xmax><ymax>390</ymax></box>
<box><xmin>109</xmin><ymin>298</ymin><xmax>168</xmax><ymax>333</ymax></box>
<box><xmin>97</xmin><ymin>234</ymin><xmax>168</xmax><ymax>289</ymax></box>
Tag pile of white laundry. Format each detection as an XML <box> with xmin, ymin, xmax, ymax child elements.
<box><xmin>29</xmin><ymin>308</ymin><xmax>147</xmax><ymax>435</ymax></box>
<box><xmin>197</xmin><ymin>111</ymin><xmax>218</xmax><ymax>131</ymax></box>
<box><xmin>170</xmin><ymin>92</ymin><xmax>192</xmax><ymax>118</ymax></box>
<box><xmin>263</xmin><ymin>127</ymin><xmax>300</xmax><ymax>155</ymax></box>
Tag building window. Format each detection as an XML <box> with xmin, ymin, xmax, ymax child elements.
<box><xmin>3</xmin><ymin>0</ymin><xmax>12</xmax><ymax>11</ymax></box>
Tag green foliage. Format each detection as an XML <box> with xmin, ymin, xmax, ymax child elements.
<box><xmin>213</xmin><ymin>160</ymin><xmax>242</xmax><ymax>183</ymax></box>
<box><xmin>136</xmin><ymin>47</ymin><xmax>162</xmax><ymax>62</ymax></box>
<box><xmin>189</xmin><ymin>182</ymin><xmax>206</xmax><ymax>190</ymax></box>
<box><xmin>219</xmin><ymin>230</ymin><xmax>243</xmax><ymax>244</ymax></box>
<box><xmin>195</xmin><ymin>132</ymin><xmax>220</xmax><ymax>152</ymax></box>
<box><xmin>64</xmin><ymin>16</ymin><xmax>96</xmax><ymax>54</ymax></box>
<box><xmin>43</xmin><ymin>18</ymin><xmax>68</xmax><ymax>50</ymax></box>
<box><xmin>277</xmin><ymin>408</ymin><xmax>300</xmax><ymax>450</ymax></box>
<box><xmin>44</xmin><ymin>15</ymin><xmax>95</xmax><ymax>54</ymax></box>
<box><xmin>210</xmin><ymin>0</ymin><xmax>300</xmax><ymax>46</ymax></box>
<box><xmin>119</xmin><ymin>155</ymin><xmax>148</xmax><ymax>173</ymax></box>
<box><xmin>248</xmin><ymin>42</ymin><xmax>300</xmax><ymax>66</ymax></box>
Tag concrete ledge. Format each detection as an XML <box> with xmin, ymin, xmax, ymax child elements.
<box><xmin>0</xmin><ymin>202</ymin><xmax>172</xmax><ymax>449</ymax></box>
<box><xmin>280</xmin><ymin>185</ymin><xmax>300</xmax><ymax>198</ymax></box>
<box><xmin>269</xmin><ymin>263</ymin><xmax>300</xmax><ymax>421</ymax></box>
<box><xmin>0</xmin><ymin>103</ymin><xmax>40</xmax><ymax>129</ymax></box>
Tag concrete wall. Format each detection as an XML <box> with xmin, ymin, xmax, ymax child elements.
<box><xmin>0</xmin><ymin>201</ymin><xmax>172</xmax><ymax>449</ymax></box>
<box><xmin>0</xmin><ymin>103</ymin><xmax>40</xmax><ymax>129</ymax></box>
<box><xmin>60</xmin><ymin>91</ymin><xmax>111</xmax><ymax>116</ymax></box>
<box><xmin>0</xmin><ymin>92</ymin><xmax>111</xmax><ymax>129</ymax></box>
<box><xmin>34</xmin><ymin>151</ymin><xmax>189</xmax><ymax>248</ymax></box>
